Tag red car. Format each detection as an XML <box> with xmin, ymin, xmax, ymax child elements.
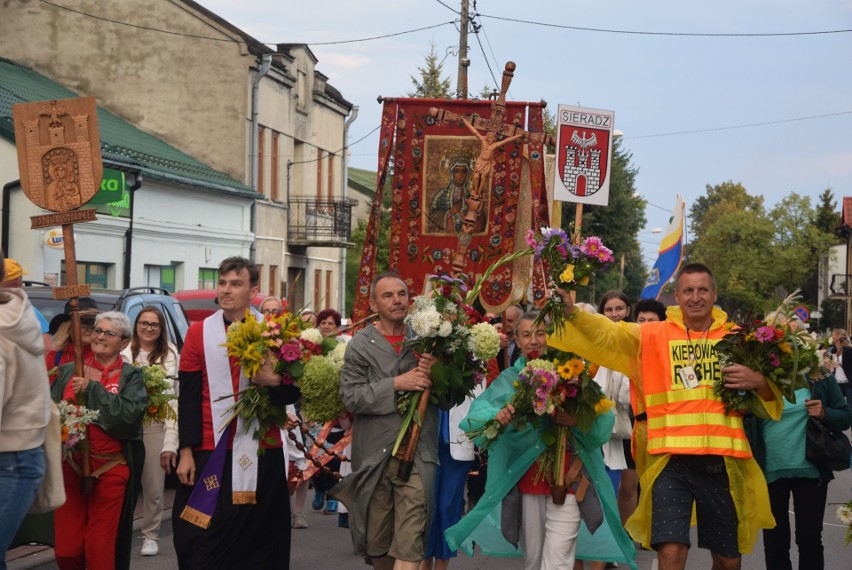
<box><xmin>173</xmin><ymin>289</ymin><xmax>269</xmax><ymax>325</ymax></box>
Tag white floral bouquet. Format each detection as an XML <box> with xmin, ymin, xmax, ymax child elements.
<box><xmin>392</xmin><ymin>274</ymin><xmax>500</xmax><ymax>455</ymax></box>
<box><xmin>838</xmin><ymin>499</ymin><xmax>852</xmax><ymax>546</ymax></box>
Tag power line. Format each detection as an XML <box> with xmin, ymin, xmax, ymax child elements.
<box><xmin>288</xmin><ymin>125</ymin><xmax>381</xmax><ymax>166</ymax></box>
<box><xmin>39</xmin><ymin>1</ymin><xmax>456</xmax><ymax>47</ymax></box>
<box><xmin>471</xmin><ymin>21</ymin><xmax>499</xmax><ymax>91</ymax></box>
<box><xmin>302</xmin><ymin>21</ymin><xmax>458</xmax><ymax>46</ymax></box>
<box><xmin>628</xmin><ymin>110</ymin><xmax>852</xmax><ymax>140</ymax></box>
<box><xmin>478</xmin><ymin>18</ymin><xmax>504</xmax><ymax>88</ymax></box>
<box><xmin>433</xmin><ymin>0</ymin><xmax>460</xmax><ymax>15</ymax></box>
<box><xmin>39</xmin><ymin>0</ymin><xmax>237</xmax><ymax>42</ymax></box>
<box><xmin>477</xmin><ymin>12</ymin><xmax>852</xmax><ymax>37</ymax></box>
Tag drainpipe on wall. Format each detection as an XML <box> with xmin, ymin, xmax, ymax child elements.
<box><xmin>340</xmin><ymin>105</ymin><xmax>358</xmax><ymax>318</ymax></box>
<box><xmin>1</xmin><ymin>180</ymin><xmax>19</xmax><ymax>255</ymax></box>
<box><xmin>249</xmin><ymin>53</ymin><xmax>273</xmax><ymax>262</ymax></box>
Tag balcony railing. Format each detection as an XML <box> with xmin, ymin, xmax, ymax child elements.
<box><xmin>830</xmin><ymin>273</ymin><xmax>852</xmax><ymax>298</ymax></box>
<box><xmin>287</xmin><ymin>196</ymin><xmax>357</xmax><ymax>248</ymax></box>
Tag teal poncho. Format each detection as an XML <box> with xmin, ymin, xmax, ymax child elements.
<box><xmin>444</xmin><ymin>358</ymin><xmax>637</xmax><ymax>568</ymax></box>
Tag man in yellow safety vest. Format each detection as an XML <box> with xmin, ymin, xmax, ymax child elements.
<box><xmin>550</xmin><ymin>263</ymin><xmax>782</xmax><ymax>570</ymax></box>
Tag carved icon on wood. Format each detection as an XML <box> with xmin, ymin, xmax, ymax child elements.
<box><xmin>12</xmin><ymin>97</ymin><xmax>102</xmax><ymax>212</ymax></box>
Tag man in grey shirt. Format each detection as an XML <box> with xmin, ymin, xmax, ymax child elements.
<box><xmin>334</xmin><ymin>273</ymin><xmax>437</xmax><ymax>570</ymax></box>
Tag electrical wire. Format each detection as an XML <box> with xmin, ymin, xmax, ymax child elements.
<box><xmin>433</xmin><ymin>0</ymin><xmax>460</xmax><ymax>15</ymax></box>
<box><xmin>628</xmin><ymin>110</ymin><xmax>852</xmax><ymax>140</ymax></box>
<box><xmin>477</xmin><ymin>15</ymin><xmax>505</xmax><ymax>90</ymax></box>
<box><xmin>39</xmin><ymin>0</ymin><xmax>238</xmax><ymax>42</ymax></box>
<box><xmin>302</xmin><ymin>21</ymin><xmax>458</xmax><ymax>46</ymax></box>
<box><xmin>287</xmin><ymin>125</ymin><xmax>381</xmax><ymax>166</ymax></box>
<box><xmin>477</xmin><ymin>12</ymin><xmax>852</xmax><ymax>37</ymax></box>
<box><xmin>39</xmin><ymin>0</ymin><xmax>455</xmax><ymax>47</ymax></box>
<box><xmin>472</xmin><ymin>25</ymin><xmax>500</xmax><ymax>91</ymax></box>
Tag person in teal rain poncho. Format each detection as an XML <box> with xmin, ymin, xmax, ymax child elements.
<box><xmin>444</xmin><ymin>311</ymin><xmax>636</xmax><ymax>570</ymax></box>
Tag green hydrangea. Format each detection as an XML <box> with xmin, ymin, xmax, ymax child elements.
<box><xmin>299</xmin><ymin>355</ymin><xmax>344</xmax><ymax>423</ymax></box>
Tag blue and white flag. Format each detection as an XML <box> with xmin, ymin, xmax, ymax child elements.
<box><xmin>641</xmin><ymin>195</ymin><xmax>684</xmax><ymax>300</ymax></box>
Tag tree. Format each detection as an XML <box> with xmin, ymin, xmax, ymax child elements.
<box><xmin>478</xmin><ymin>84</ymin><xmax>496</xmax><ymax>100</ymax></box>
<box><xmin>408</xmin><ymin>43</ymin><xmax>452</xmax><ymax>98</ymax></box>
<box><xmin>687</xmin><ymin>183</ymin><xmax>839</xmax><ymax>318</ymax></box>
<box><xmin>570</xmin><ymin>139</ymin><xmax>647</xmax><ymax>303</ymax></box>
<box><xmin>814</xmin><ymin>187</ymin><xmax>841</xmax><ymax>234</ymax></box>
<box><xmin>689</xmin><ymin>180</ymin><xmax>764</xmax><ymax>241</ymax></box>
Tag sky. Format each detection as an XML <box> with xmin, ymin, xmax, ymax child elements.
<box><xmin>197</xmin><ymin>0</ymin><xmax>852</xmax><ymax>264</ymax></box>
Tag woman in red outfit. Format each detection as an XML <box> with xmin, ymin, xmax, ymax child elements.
<box><xmin>50</xmin><ymin>311</ymin><xmax>147</xmax><ymax>570</ymax></box>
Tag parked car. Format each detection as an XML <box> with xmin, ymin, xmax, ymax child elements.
<box><xmin>172</xmin><ymin>289</ymin><xmax>268</xmax><ymax>325</ymax></box>
<box><xmin>25</xmin><ymin>286</ymin><xmax>190</xmax><ymax>352</ymax></box>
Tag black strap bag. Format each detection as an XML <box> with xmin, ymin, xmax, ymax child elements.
<box><xmin>805</xmin><ymin>417</ymin><xmax>852</xmax><ymax>471</ymax></box>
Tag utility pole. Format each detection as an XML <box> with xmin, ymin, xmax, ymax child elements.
<box><xmin>457</xmin><ymin>0</ymin><xmax>470</xmax><ymax>99</ymax></box>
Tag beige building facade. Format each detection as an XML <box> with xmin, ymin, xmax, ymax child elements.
<box><xmin>0</xmin><ymin>0</ymin><xmax>355</xmax><ymax>309</ymax></box>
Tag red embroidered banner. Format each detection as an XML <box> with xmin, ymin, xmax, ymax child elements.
<box><xmin>352</xmin><ymin>98</ymin><xmax>549</xmax><ymax>322</ymax></box>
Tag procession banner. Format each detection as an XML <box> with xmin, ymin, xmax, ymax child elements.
<box><xmin>552</xmin><ymin>104</ymin><xmax>615</xmax><ymax>207</ymax></box>
<box><xmin>641</xmin><ymin>194</ymin><xmax>685</xmax><ymax>300</ymax></box>
<box><xmin>351</xmin><ymin>98</ymin><xmax>548</xmax><ymax>322</ymax></box>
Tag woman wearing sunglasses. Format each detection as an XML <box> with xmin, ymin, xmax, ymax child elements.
<box><xmin>121</xmin><ymin>307</ymin><xmax>179</xmax><ymax>557</ymax></box>
<box><xmin>50</xmin><ymin>311</ymin><xmax>147</xmax><ymax>570</ymax></box>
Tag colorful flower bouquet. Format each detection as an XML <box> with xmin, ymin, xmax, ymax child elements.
<box><xmin>713</xmin><ymin>292</ymin><xmax>820</xmax><ymax>412</ymax></box>
<box><xmin>57</xmin><ymin>400</ymin><xmax>100</xmax><ymax>458</ymax></box>
<box><xmin>464</xmin><ymin>349</ymin><xmax>612</xmax><ymax>503</ymax></box>
<box><xmin>465</xmin><ymin>350</ymin><xmax>610</xmax><ymax>448</ymax></box>
<box><xmin>223</xmin><ymin>309</ymin><xmax>340</xmax><ymax>444</ymax></box>
<box><xmin>837</xmin><ymin>499</ymin><xmax>852</xmax><ymax>546</ymax></box>
<box><xmin>141</xmin><ymin>364</ymin><xmax>177</xmax><ymax>426</ymax></box>
<box><xmin>391</xmin><ymin>274</ymin><xmax>501</xmax><ymax>456</ymax></box>
<box><xmin>526</xmin><ymin>228</ymin><xmax>614</xmax><ymax>334</ymax></box>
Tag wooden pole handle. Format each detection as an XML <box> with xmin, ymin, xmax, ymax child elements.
<box><xmin>398</xmin><ymin>387</ymin><xmax>431</xmax><ymax>481</ymax></box>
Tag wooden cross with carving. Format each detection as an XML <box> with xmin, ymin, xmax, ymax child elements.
<box><xmin>428</xmin><ymin>61</ymin><xmax>553</xmax><ymax>274</ymax></box>
<box><xmin>13</xmin><ymin>96</ymin><xmax>103</xmax><ymax>494</ymax></box>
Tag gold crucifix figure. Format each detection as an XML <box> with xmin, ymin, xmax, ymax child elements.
<box><xmin>428</xmin><ymin>61</ymin><xmax>552</xmax><ymax>273</ymax></box>
<box><xmin>461</xmin><ymin>118</ymin><xmax>524</xmax><ymax>202</ymax></box>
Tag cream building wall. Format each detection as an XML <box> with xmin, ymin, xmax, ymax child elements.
<box><xmin>0</xmin><ymin>0</ymin><xmax>254</xmax><ymax>182</ymax></box>
<box><xmin>0</xmin><ymin>1</ymin><xmax>354</xmax><ymax>307</ymax></box>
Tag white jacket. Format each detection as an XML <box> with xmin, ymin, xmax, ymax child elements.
<box><xmin>0</xmin><ymin>288</ymin><xmax>51</xmax><ymax>452</ymax></box>
<box><xmin>593</xmin><ymin>365</ymin><xmax>631</xmax><ymax>470</ymax></box>
<box><xmin>448</xmin><ymin>382</ymin><xmax>486</xmax><ymax>461</ymax></box>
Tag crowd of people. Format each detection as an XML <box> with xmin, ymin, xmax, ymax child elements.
<box><xmin>2</xmin><ymin>253</ymin><xmax>852</xmax><ymax>570</ymax></box>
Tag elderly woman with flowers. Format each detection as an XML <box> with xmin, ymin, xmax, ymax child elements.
<box><xmin>444</xmin><ymin>311</ymin><xmax>636</xmax><ymax>570</ymax></box>
<box><xmin>51</xmin><ymin>311</ymin><xmax>147</xmax><ymax>570</ymax></box>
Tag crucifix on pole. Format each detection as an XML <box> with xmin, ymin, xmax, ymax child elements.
<box><xmin>429</xmin><ymin>61</ymin><xmax>553</xmax><ymax>275</ymax></box>
<box><xmin>13</xmin><ymin>96</ymin><xmax>104</xmax><ymax>494</ymax></box>
<box><xmin>394</xmin><ymin>62</ymin><xmax>553</xmax><ymax>482</ymax></box>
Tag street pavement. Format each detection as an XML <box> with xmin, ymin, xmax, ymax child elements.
<box><xmin>7</xmin><ymin>467</ymin><xmax>852</xmax><ymax>569</ymax></box>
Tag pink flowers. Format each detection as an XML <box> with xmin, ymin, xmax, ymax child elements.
<box><xmin>580</xmin><ymin>236</ymin><xmax>614</xmax><ymax>263</ymax></box>
<box><xmin>277</xmin><ymin>341</ymin><xmax>302</xmax><ymax>362</ymax></box>
<box><xmin>525</xmin><ymin>228</ymin><xmax>537</xmax><ymax>248</ymax></box>
<box><xmin>755</xmin><ymin>326</ymin><xmax>776</xmax><ymax>343</ymax></box>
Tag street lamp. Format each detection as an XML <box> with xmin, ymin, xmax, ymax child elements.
<box><xmin>622</xmin><ymin>228</ymin><xmax>663</xmax><ymax>290</ymax></box>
